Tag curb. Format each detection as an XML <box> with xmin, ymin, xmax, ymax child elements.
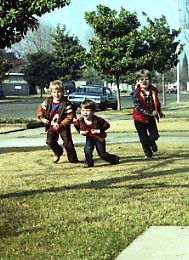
<box><xmin>0</xmin><ymin>121</ymin><xmax>43</xmax><ymax>134</ymax></box>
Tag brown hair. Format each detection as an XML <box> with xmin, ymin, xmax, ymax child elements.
<box><xmin>80</xmin><ymin>100</ymin><xmax>97</xmax><ymax>112</ymax></box>
<box><xmin>136</xmin><ymin>69</ymin><xmax>152</xmax><ymax>82</ymax></box>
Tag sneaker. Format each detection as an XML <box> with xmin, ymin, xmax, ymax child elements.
<box><xmin>53</xmin><ymin>155</ymin><xmax>60</xmax><ymax>163</ymax></box>
<box><xmin>83</xmin><ymin>163</ymin><xmax>93</xmax><ymax>168</ymax></box>
<box><xmin>144</xmin><ymin>155</ymin><xmax>152</xmax><ymax>160</ymax></box>
<box><xmin>112</xmin><ymin>156</ymin><xmax>120</xmax><ymax>164</ymax></box>
<box><xmin>151</xmin><ymin>142</ymin><xmax>158</xmax><ymax>152</ymax></box>
<box><xmin>144</xmin><ymin>149</ymin><xmax>152</xmax><ymax>159</ymax></box>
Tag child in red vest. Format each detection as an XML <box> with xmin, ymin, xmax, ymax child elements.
<box><xmin>131</xmin><ymin>69</ymin><xmax>165</xmax><ymax>159</ymax></box>
<box><xmin>74</xmin><ymin>100</ymin><xmax>119</xmax><ymax>168</ymax></box>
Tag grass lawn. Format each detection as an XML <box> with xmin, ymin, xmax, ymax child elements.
<box><xmin>1</xmin><ymin>103</ymin><xmax>189</xmax><ymax>259</ymax></box>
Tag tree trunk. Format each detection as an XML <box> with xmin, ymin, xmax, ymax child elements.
<box><xmin>116</xmin><ymin>78</ymin><xmax>121</xmax><ymax>110</ymax></box>
<box><xmin>40</xmin><ymin>85</ymin><xmax>43</xmax><ymax>99</ymax></box>
<box><xmin>162</xmin><ymin>73</ymin><xmax>166</xmax><ymax>106</ymax></box>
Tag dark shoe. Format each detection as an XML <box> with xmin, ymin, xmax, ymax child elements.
<box><xmin>151</xmin><ymin>142</ymin><xmax>158</xmax><ymax>152</ymax></box>
<box><xmin>144</xmin><ymin>155</ymin><xmax>152</xmax><ymax>159</ymax></box>
<box><xmin>144</xmin><ymin>149</ymin><xmax>152</xmax><ymax>159</ymax></box>
<box><xmin>112</xmin><ymin>156</ymin><xmax>120</xmax><ymax>164</ymax></box>
<box><xmin>70</xmin><ymin>160</ymin><xmax>79</xmax><ymax>163</ymax></box>
<box><xmin>53</xmin><ymin>155</ymin><xmax>60</xmax><ymax>163</ymax></box>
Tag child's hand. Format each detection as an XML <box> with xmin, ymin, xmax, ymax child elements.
<box><xmin>152</xmin><ymin>110</ymin><xmax>158</xmax><ymax>117</ymax></box>
<box><xmin>50</xmin><ymin>123</ymin><xmax>60</xmax><ymax>131</ymax></box>
<box><xmin>80</xmin><ymin>130</ymin><xmax>88</xmax><ymax>136</ymax></box>
<box><xmin>159</xmin><ymin>111</ymin><xmax>165</xmax><ymax>118</ymax></box>
<box><xmin>91</xmin><ymin>129</ymin><xmax>100</xmax><ymax>134</ymax></box>
<box><xmin>41</xmin><ymin>118</ymin><xmax>49</xmax><ymax>124</ymax></box>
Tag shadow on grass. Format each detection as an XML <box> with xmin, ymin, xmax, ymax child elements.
<box><xmin>1</xmin><ymin>149</ymin><xmax>189</xmax><ymax>200</ymax></box>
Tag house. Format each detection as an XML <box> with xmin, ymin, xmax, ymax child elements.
<box><xmin>2</xmin><ymin>72</ymin><xmax>29</xmax><ymax>96</ymax></box>
<box><xmin>1</xmin><ymin>50</ymin><xmax>29</xmax><ymax>96</ymax></box>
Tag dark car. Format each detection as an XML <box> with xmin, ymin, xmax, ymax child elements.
<box><xmin>68</xmin><ymin>85</ymin><xmax>117</xmax><ymax>110</ymax></box>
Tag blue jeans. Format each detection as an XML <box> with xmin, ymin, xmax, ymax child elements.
<box><xmin>84</xmin><ymin>135</ymin><xmax>119</xmax><ymax>166</ymax></box>
<box><xmin>134</xmin><ymin>117</ymin><xmax>159</xmax><ymax>155</ymax></box>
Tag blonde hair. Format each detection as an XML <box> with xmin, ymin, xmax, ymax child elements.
<box><xmin>80</xmin><ymin>100</ymin><xmax>97</xmax><ymax>112</ymax></box>
<box><xmin>49</xmin><ymin>80</ymin><xmax>65</xmax><ymax>93</ymax></box>
<box><xmin>136</xmin><ymin>69</ymin><xmax>152</xmax><ymax>82</ymax></box>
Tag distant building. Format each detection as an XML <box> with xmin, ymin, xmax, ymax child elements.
<box><xmin>2</xmin><ymin>72</ymin><xmax>29</xmax><ymax>96</ymax></box>
<box><xmin>1</xmin><ymin>50</ymin><xmax>29</xmax><ymax>96</ymax></box>
<box><xmin>106</xmin><ymin>82</ymin><xmax>132</xmax><ymax>93</ymax></box>
<box><xmin>187</xmin><ymin>82</ymin><xmax>189</xmax><ymax>91</ymax></box>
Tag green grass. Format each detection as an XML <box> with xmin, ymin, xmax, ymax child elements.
<box><xmin>1</xmin><ymin>103</ymin><xmax>189</xmax><ymax>259</ymax></box>
<box><xmin>1</xmin><ymin>142</ymin><xmax>189</xmax><ymax>259</ymax></box>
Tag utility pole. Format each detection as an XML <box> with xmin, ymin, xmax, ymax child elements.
<box><xmin>176</xmin><ymin>0</ymin><xmax>180</xmax><ymax>103</ymax></box>
<box><xmin>168</xmin><ymin>0</ymin><xmax>180</xmax><ymax>102</ymax></box>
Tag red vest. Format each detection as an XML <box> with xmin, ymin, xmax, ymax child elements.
<box><xmin>133</xmin><ymin>84</ymin><xmax>159</xmax><ymax>123</ymax></box>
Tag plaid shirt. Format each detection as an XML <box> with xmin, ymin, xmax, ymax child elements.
<box><xmin>132</xmin><ymin>89</ymin><xmax>157</xmax><ymax>117</ymax></box>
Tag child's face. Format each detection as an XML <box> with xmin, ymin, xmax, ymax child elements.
<box><xmin>80</xmin><ymin>107</ymin><xmax>93</xmax><ymax>120</ymax></box>
<box><xmin>137</xmin><ymin>76</ymin><xmax>150</xmax><ymax>89</ymax></box>
<box><xmin>51</xmin><ymin>89</ymin><xmax>63</xmax><ymax>102</ymax></box>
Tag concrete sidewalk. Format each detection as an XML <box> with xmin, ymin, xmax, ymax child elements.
<box><xmin>0</xmin><ymin>126</ymin><xmax>189</xmax><ymax>149</ymax></box>
<box><xmin>116</xmin><ymin>226</ymin><xmax>189</xmax><ymax>260</ymax></box>
<box><xmin>0</xmin><ymin>126</ymin><xmax>139</xmax><ymax>148</ymax></box>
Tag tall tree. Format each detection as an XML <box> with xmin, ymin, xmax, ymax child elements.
<box><xmin>10</xmin><ymin>24</ymin><xmax>56</xmax><ymax>59</ymax></box>
<box><xmin>141</xmin><ymin>14</ymin><xmax>183</xmax><ymax>105</ymax></box>
<box><xmin>0</xmin><ymin>51</ymin><xmax>12</xmax><ymax>91</ymax></box>
<box><xmin>0</xmin><ymin>0</ymin><xmax>70</xmax><ymax>48</ymax></box>
<box><xmin>85</xmin><ymin>5</ymin><xmax>183</xmax><ymax>109</ymax></box>
<box><xmin>85</xmin><ymin>5</ymin><xmax>141</xmax><ymax>110</ymax></box>
<box><xmin>181</xmin><ymin>53</ymin><xmax>189</xmax><ymax>89</ymax></box>
<box><xmin>23</xmin><ymin>50</ymin><xmax>56</xmax><ymax>97</ymax></box>
<box><xmin>51</xmin><ymin>25</ymin><xmax>86</xmax><ymax>82</ymax></box>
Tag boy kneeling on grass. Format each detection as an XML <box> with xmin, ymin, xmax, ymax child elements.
<box><xmin>74</xmin><ymin>100</ymin><xmax>119</xmax><ymax>168</ymax></box>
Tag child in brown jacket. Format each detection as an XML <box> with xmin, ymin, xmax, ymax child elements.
<box><xmin>37</xmin><ymin>80</ymin><xmax>78</xmax><ymax>163</ymax></box>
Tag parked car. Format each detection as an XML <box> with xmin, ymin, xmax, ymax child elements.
<box><xmin>165</xmin><ymin>86</ymin><xmax>177</xmax><ymax>94</ymax></box>
<box><xmin>68</xmin><ymin>85</ymin><xmax>117</xmax><ymax>110</ymax></box>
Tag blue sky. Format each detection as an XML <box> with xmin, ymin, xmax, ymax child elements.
<box><xmin>40</xmin><ymin>0</ymin><xmax>186</xmax><ymax>50</ymax></box>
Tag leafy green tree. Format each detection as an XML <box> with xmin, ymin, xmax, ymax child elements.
<box><xmin>23</xmin><ymin>50</ymin><xmax>56</xmax><ymax>97</ymax></box>
<box><xmin>0</xmin><ymin>51</ymin><xmax>12</xmax><ymax>97</ymax></box>
<box><xmin>0</xmin><ymin>0</ymin><xmax>70</xmax><ymax>48</ymax></box>
<box><xmin>181</xmin><ymin>53</ymin><xmax>189</xmax><ymax>90</ymax></box>
<box><xmin>85</xmin><ymin>5</ymin><xmax>141</xmax><ymax>110</ymax></box>
<box><xmin>165</xmin><ymin>68</ymin><xmax>177</xmax><ymax>84</ymax></box>
<box><xmin>85</xmin><ymin>5</ymin><xmax>182</xmax><ymax>109</ymax></box>
<box><xmin>0</xmin><ymin>51</ymin><xmax>12</xmax><ymax>83</ymax></box>
<box><xmin>82</xmin><ymin>67</ymin><xmax>103</xmax><ymax>85</ymax></box>
<box><xmin>141</xmin><ymin>14</ymin><xmax>183</xmax><ymax>104</ymax></box>
<box><xmin>51</xmin><ymin>25</ymin><xmax>86</xmax><ymax>82</ymax></box>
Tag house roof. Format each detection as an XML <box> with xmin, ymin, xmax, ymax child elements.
<box><xmin>1</xmin><ymin>49</ymin><xmax>26</xmax><ymax>73</ymax></box>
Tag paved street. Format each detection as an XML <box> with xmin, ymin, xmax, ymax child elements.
<box><xmin>0</xmin><ymin>92</ymin><xmax>188</xmax><ymax>119</ymax></box>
